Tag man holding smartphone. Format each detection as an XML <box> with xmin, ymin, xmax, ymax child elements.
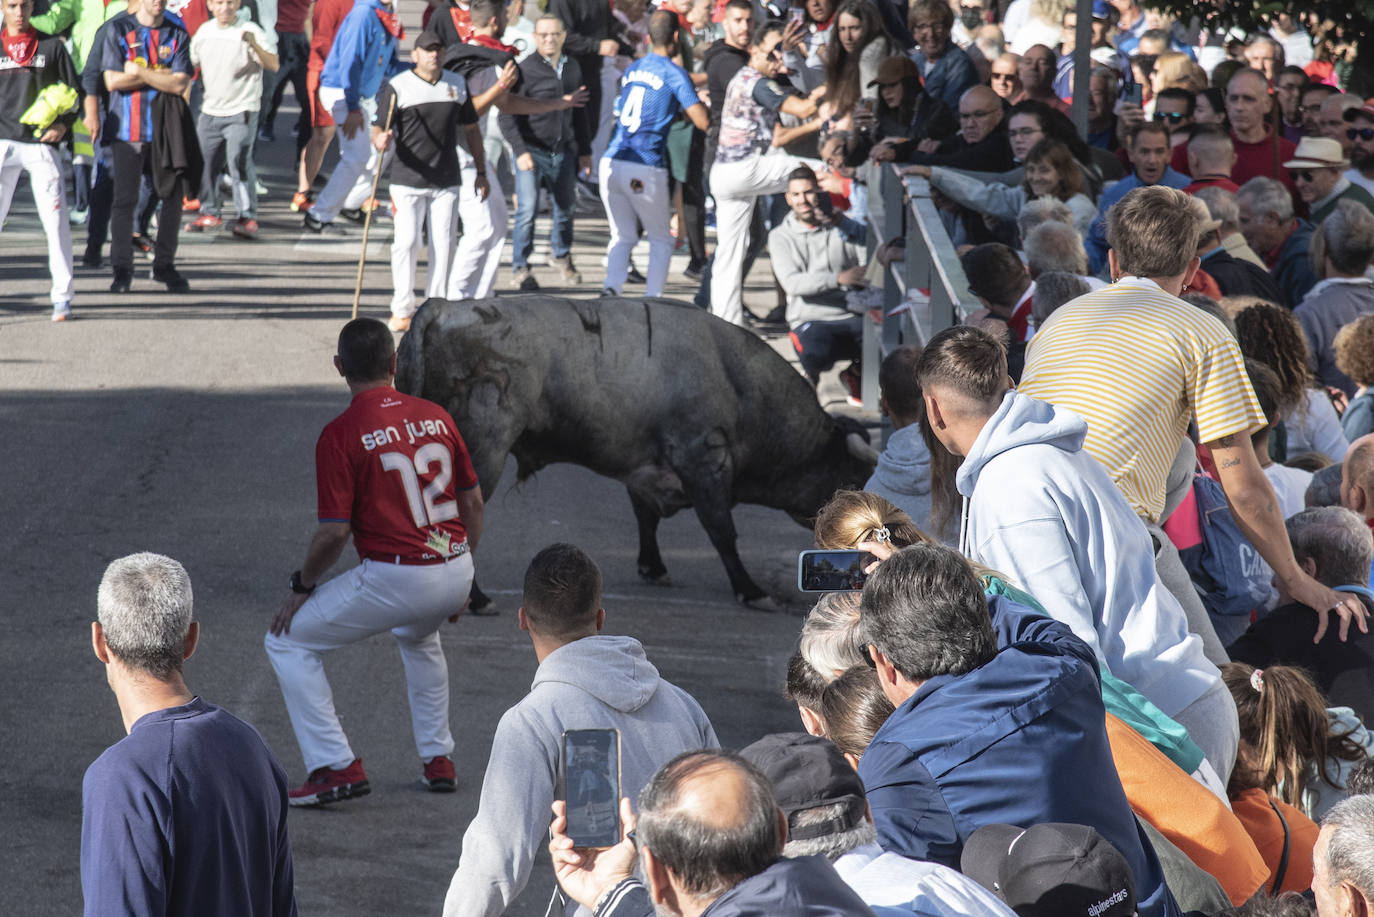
<box><xmin>442</xmin><ymin>544</ymin><xmax>717</xmax><ymax>917</ymax></box>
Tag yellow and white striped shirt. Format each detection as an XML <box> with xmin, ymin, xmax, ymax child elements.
<box><xmin>1019</xmin><ymin>277</ymin><xmax>1266</xmax><ymax>523</ymax></box>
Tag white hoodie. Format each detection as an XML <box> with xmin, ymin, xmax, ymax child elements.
<box><xmin>442</xmin><ymin>635</ymin><xmax>718</xmax><ymax>917</ymax></box>
<box><xmin>956</xmin><ymin>391</ymin><xmax>1220</xmax><ymax>718</ymax></box>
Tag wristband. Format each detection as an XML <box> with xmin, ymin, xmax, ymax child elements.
<box><xmin>289</xmin><ymin>570</ymin><xmax>316</xmax><ymax>595</ymax></box>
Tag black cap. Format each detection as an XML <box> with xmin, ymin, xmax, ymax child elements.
<box><xmin>961</xmin><ymin>823</ymin><xmax>1137</xmax><ymax>917</ymax></box>
<box><xmin>739</xmin><ymin>733</ymin><xmax>867</xmax><ymax>841</ymax></box>
<box><xmin>415</xmin><ymin>29</ymin><xmax>444</xmax><ymax>50</ymax></box>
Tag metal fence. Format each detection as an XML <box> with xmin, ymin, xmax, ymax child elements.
<box><xmin>860</xmin><ymin>162</ymin><xmax>977</xmax><ymax>412</ymax></box>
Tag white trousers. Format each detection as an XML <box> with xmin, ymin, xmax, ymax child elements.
<box><xmin>708</xmin><ymin>152</ymin><xmax>820</xmax><ymax>326</ymax></box>
<box><xmin>264</xmin><ymin>554</ymin><xmax>474</xmax><ymax>772</ymax></box>
<box><xmin>309</xmin><ymin>89</ymin><xmax>379</xmax><ymax>223</ymax></box>
<box><xmin>446</xmin><ymin>162</ymin><xmax>507</xmax><ymax>300</ymax></box>
<box><xmin>0</xmin><ymin>139</ymin><xmax>73</xmax><ymax>303</ymax></box>
<box><xmin>599</xmin><ymin>158</ymin><xmax>672</xmax><ymax>297</ymax></box>
<box><xmin>390</xmin><ymin>183</ymin><xmax>461</xmax><ymax>318</ymax></box>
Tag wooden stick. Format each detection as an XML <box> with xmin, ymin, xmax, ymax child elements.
<box><xmin>352</xmin><ymin>92</ymin><xmax>397</xmax><ymax>320</ymax></box>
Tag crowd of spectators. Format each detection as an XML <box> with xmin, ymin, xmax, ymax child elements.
<box><xmin>23</xmin><ymin>0</ymin><xmax>1374</xmax><ymax>912</ymax></box>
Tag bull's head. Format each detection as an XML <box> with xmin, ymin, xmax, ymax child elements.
<box><xmin>785</xmin><ymin>414</ymin><xmax>878</xmax><ymax>528</ymax></box>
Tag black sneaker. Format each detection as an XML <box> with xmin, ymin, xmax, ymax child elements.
<box><xmin>683</xmin><ymin>258</ymin><xmax>707</xmax><ymax>281</ymax></box>
<box><xmin>151</xmin><ymin>266</ymin><xmax>190</xmax><ymax>293</ymax></box>
<box><xmin>304</xmin><ymin>212</ymin><xmax>346</xmax><ymax>236</ymax></box>
<box><xmin>131</xmin><ymin>234</ymin><xmax>153</xmax><ymax>260</ymax></box>
<box><xmin>81</xmin><ymin>251</ymin><xmax>102</xmax><ymax>269</ymax></box>
<box><xmin>625</xmin><ymin>263</ymin><xmax>646</xmax><ymax>284</ymax></box>
<box><xmin>110</xmin><ymin>267</ymin><xmax>133</xmax><ymax>292</ymax></box>
<box><xmin>338</xmin><ymin>207</ymin><xmax>366</xmax><ymax>224</ymax></box>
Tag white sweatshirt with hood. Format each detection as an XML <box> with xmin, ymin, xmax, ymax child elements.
<box><xmin>956</xmin><ymin>391</ymin><xmax>1221</xmax><ymax>718</ymax></box>
<box><xmin>442</xmin><ymin>635</ymin><xmax>718</xmax><ymax>917</ymax></box>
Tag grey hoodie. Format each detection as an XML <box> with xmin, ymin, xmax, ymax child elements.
<box><xmin>442</xmin><ymin>635</ymin><xmax>718</xmax><ymax>917</ymax></box>
<box><xmin>864</xmin><ymin>424</ymin><xmax>935</xmax><ymax>536</ymax></box>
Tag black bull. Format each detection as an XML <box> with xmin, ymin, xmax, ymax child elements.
<box><xmin>395</xmin><ymin>295</ymin><xmax>877</xmax><ymax>607</ymax></box>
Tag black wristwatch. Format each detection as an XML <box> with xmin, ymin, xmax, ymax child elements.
<box><xmin>289</xmin><ymin>570</ymin><xmax>316</xmax><ymax>595</ymax></box>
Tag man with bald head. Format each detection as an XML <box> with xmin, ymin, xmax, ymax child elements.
<box><xmin>1013</xmin><ymin>44</ymin><xmax>1068</xmax><ymax>113</ymax></box>
<box><xmin>1224</xmin><ymin>68</ymin><xmax>1299</xmax><ymax>197</ymax></box>
<box><xmin>906</xmin><ymin>84</ymin><xmax>1014</xmax><ymax>173</ymax></box>
<box><xmin>547</xmin><ymin>750</ymin><xmax>873</xmax><ymax>915</ymax></box>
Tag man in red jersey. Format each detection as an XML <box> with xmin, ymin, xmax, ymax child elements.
<box><xmin>265</xmin><ymin>317</ymin><xmax>484</xmax><ymax>807</ymax></box>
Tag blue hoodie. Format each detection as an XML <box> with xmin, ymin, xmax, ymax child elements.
<box><xmin>320</xmin><ymin>0</ymin><xmax>402</xmax><ymax>110</ymax></box>
<box><xmin>957</xmin><ymin>391</ymin><xmax>1220</xmax><ymax>721</ymax></box>
<box><xmin>592</xmin><ymin>857</ymin><xmax>874</xmax><ymax>916</ymax></box>
<box><xmin>858</xmin><ymin>595</ymin><xmax>1181</xmax><ymax>917</ymax></box>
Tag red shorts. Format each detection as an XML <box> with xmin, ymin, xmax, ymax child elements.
<box><xmin>307</xmin><ymin>67</ymin><xmax>333</xmax><ymax>128</ymax></box>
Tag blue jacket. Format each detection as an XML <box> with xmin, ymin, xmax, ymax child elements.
<box><xmin>593</xmin><ymin>857</ymin><xmax>874</xmax><ymax>916</ymax></box>
<box><xmin>911</xmin><ymin>45</ymin><xmax>978</xmax><ymax>111</ymax></box>
<box><xmin>320</xmin><ymin>0</ymin><xmax>402</xmax><ymax>110</ymax></box>
<box><xmin>1272</xmin><ymin>219</ymin><xmax>1319</xmax><ymax>310</ymax></box>
<box><xmin>857</xmin><ymin>596</ymin><xmax>1180</xmax><ymax>917</ymax></box>
<box><xmin>1085</xmin><ymin>167</ymin><xmax>1191</xmax><ymax>273</ymax></box>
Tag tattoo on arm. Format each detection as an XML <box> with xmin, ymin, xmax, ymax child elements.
<box><xmin>1213</xmin><ymin>434</ymin><xmax>1237</xmax><ymax>449</ymax></box>
<box><xmin>1218</xmin><ymin>457</ymin><xmax>1240</xmax><ymax>470</ymax></box>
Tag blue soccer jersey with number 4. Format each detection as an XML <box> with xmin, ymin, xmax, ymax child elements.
<box><xmin>605</xmin><ymin>53</ymin><xmax>701</xmax><ymax>168</ymax></box>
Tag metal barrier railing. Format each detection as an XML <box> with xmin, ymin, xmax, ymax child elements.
<box><xmin>862</xmin><ymin>162</ymin><xmax>977</xmax><ymax>417</ymax></box>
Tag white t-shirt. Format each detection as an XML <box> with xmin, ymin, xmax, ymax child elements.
<box><xmin>190</xmin><ymin>16</ymin><xmax>277</xmax><ymax>117</ymax></box>
<box><xmin>1264</xmin><ymin>461</ymin><xmax>1314</xmax><ymax>520</ymax></box>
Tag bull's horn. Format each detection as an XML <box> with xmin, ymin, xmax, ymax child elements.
<box><xmin>846</xmin><ymin>432</ymin><xmax>878</xmax><ymax>465</ymax></box>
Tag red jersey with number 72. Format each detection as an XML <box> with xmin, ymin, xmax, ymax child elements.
<box><xmin>315</xmin><ymin>386</ymin><xmax>479</xmax><ymax>562</ymax></box>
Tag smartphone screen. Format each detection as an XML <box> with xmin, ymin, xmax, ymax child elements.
<box><xmin>1123</xmin><ymin>82</ymin><xmax>1142</xmax><ymax>106</ymax></box>
<box><xmin>790</xmin><ymin>6</ymin><xmax>805</xmax><ymax>25</ymax></box>
<box><xmin>797</xmin><ymin>550</ymin><xmax>873</xmax><ymax>592</ymax></box>
<box><xmin>561</xmin><ymin>728</ymin><xmax>622</xmax><ymax>848</ymax></box>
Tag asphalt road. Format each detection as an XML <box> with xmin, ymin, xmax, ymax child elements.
<box><xmin>0</xmin><ymin>56</ymin><xmax>871</xmax><ymax>915</ymax></box>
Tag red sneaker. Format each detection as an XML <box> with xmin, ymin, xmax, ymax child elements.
<box><xmin>231</xmin><ymin>218</ymin><xmax>259</xmax><ymax>239</ymax></box>
<box><xmin>290</xmin><ymin>190</ymin><xmax>313</xmax><ymax>212</ymax></box>
<box><xmin>182</xmin><ymin>197</ymin><xmax>201</xmax><ymax>212</ymax></box>
<box><xmin>185</xmin><ymin>213</ymin><xmax>223</xmax><ymax>232</ymax></box>
<box><xmin>422</xmin><ymin>755</ymin><xmax>456</xmax><ymax>792</ymax></box>
<box><xmin>288</xmin><ymin>758</ymin><xmax>370</xmax><ymax>807</ymax></box>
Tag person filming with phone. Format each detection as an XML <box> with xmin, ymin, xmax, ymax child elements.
<box><xmin>442</xmin><ymin>544</ymin><xmax>717</xmax><ymax>917</ymax></box>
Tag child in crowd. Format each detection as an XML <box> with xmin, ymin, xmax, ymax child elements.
<box><xmin>1335</xmin><ymin>315</ymin><xmax>1374</xmax><ymax>441</ymax></box>
<box><xmin>1244</xmin><ymin>359</ymin><xmax>1314</xmax><ymax>519</ymax></box>
<box><xmin>1223</xmin><ymin>662</ymin><xmax>1374</xmax><ymax>822</ymax></box>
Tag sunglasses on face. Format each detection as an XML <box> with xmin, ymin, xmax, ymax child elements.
<box><xmin>991</xmin><ymin>72</ymin><xmax>1016</xmax><ymax>81</ymax></box>
<box><xmin>1291</xmin><ymin>170</ymin><xmax>1317</xmax><ymax>182</ymax></box>
<box><xmin>1349</xmin><ymin>127</ymin><xmax>1374</xmax><ymax>141</ymax></box>
<box><xmin>1153</xmin><ymin>111</ymin><xmax>1187</xmax><ymax>123</ymax></box>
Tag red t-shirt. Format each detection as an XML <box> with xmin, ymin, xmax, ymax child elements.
<box><xmin>315</xmin><ymin>387</ymin><xmax>479</xmax><ymax>562</ymax></box>
<box><xmin>309</xmin><ymin>0</ymin><xmax>354</xmax><ymax>70</ymax></box>
<box><xmin>277</xmin><ymin>0</ymin><xmax>311</xmax><ymax>33</ymax></box>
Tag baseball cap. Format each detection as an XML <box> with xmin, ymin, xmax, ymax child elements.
<box><xmin>1344</xmin><ymin>101</ymin><xmax>1374</xmax><ymax>123</ymax></box>
<box><xmin>415</xmin><ymin>28</ymin><xmax>444</xmax><ymax>50</ymax></box>
<box><xmin>739</xmin><ymin>733</ymin><xmax>867</xmax><ymax>841</ymax></box>
<box><xmin>868</xmin><ymin>55</ymin><xmax>919</xmax><ymax>88</ymax></box>
<box><xmin>1091</xmin><ymin>0</ymin><xmax>1111</xmax><ymax>20</ymax></box>
<box><xmin>961</xmin><ymin>823</ymin><xmax>1137</xmax><ymax>917</ymax></box>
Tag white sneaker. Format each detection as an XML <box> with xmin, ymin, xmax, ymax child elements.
<box><xmin>52</xmin><ymin>301</ymin><xmax>71</xmax><ymax>322</ymax></box>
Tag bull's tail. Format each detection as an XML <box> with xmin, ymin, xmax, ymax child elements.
<box><xmin>394</xmin><ymin>297</ymin><xmax>444</xmax><ymax>396</ymax></box>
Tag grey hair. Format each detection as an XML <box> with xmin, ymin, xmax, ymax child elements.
<box><xmin>1024</xmin><ymin>220</ymin><xmax>1088</xmax><ymax>277</ymax></box>
<box><xmin>1246</xmin><ymin>33</ymin><xmax>1284</xmax><ymax>60</ymax></box>
<box><xmin>1238</xmin><ymin>176</ymin><xmax>1294</xmax><ymax>223</ymax></box>
<box><xmin>1322</xmin><ymin>795</ymin><xmax>1374</xmax><ymax>902</ymax></box>
<box><xmin>96</xmin><ymin>553</ymin><xmax>194</xmax><ymax>679</ymax></box>
<box><xmin>1181</xmin><ymin>292</ymin><xmax>1237</xmax><ymax>337</ymax></box>
<box><xmin>1186</xmin><ymin>196</ymin><xmax>1222</xmax><ymax>246</ymax></box>
<box><xmin>782</xmin><ymin>803</ymin><xmax>879</xmax><ymax>859</ymax></box>
<box><xmin>1319</xmin><ymin>201</ymin><xmax>1374</xmax><ymax>276</ymax></box>
<box><xmin>637</xmin><ymin>751</ymin><xmax>782</xmax><ymax>899</ymax></box>
<box><xmin>1090</xmin><ymin>65</ymin><xmax>1118</xmax><ymax>98</ymax></box>
<box><xmin>800</xmin><ymin>592</ymin><xmax>865</xmax><ymax>679</ymax></box>
<box><xmin>1193</xmin><ymin>186</ymin><xmax>1240</xmax><ymax>232</ymax></box>
<box><xmin>1032</xmin><ymin>272</ymin><xmax>1089</xmax><ymax>325</ymax></box>
<box><xmin>1017</xmin><ymin>197</ymin><xmax>1074</xmax><ymax>238</ymax></box>
<box><xmin>1306</xmin><ymin>463</ymin><xmax>1345</xmax><ymax>508</ymax></box>
<box><xmin>1285</xmin><ymin>506</ymin><xmax>1373</xmax><ymax>587</ymax></box>
<box><xmin>535</xmin><ymin>13</ymin><xmax>566</xmax><ymax>29</ymax></box>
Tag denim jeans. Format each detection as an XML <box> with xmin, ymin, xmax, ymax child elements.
<box><xmin>511</xmin><ymin>145</ymin><xmax>574</xmax><ymax>270</ymax></box>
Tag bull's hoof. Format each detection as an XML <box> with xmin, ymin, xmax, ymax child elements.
<box><xmin>637</xmin><ymin>566</ymin><xmax>672</xmax><ymax>587</ymax></box>
<box><xmin>740</xmin><ymin>593</ymin><xmax>778</xmax><ymax>612</ymax></box>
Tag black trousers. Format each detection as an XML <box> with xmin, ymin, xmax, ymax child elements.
<box><xmin>110</xmin><ymin>140</ymin><xmax>183</xmax><ymax>273</ymax></box>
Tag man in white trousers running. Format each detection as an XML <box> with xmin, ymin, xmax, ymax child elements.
<box><xmin>302</xmin><ymin>0</ymin><xmax>403</xmax><ymax>234</ymax></box>
<box><xmin>374</xmin><ymin>29</ymin><xmax>488</xmax><ymax>333</ymax></box>
<box><xmin>598</xmin><ymin>9</ymin><xmax>707</xmax><ymax>297</ymax></box>
<box><xmin>265</xmin><ymin>317</ymin><xmax>485</xmax><ymax>806</ymax></box>
<box><xmin>708</xmin><ymin>20</ymin><xmax>824</xmax><ymax>326</ymax></box>
<box><xmin>1</xmin><ymin>0</ymin><xmax>79</xmax><ymax>320</ymax></box>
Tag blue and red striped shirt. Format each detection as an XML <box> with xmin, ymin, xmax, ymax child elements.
<box><xmin>97</xmin><ymin>11</ymin><xmax>191</xmax><ymax>143</ymax></box>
